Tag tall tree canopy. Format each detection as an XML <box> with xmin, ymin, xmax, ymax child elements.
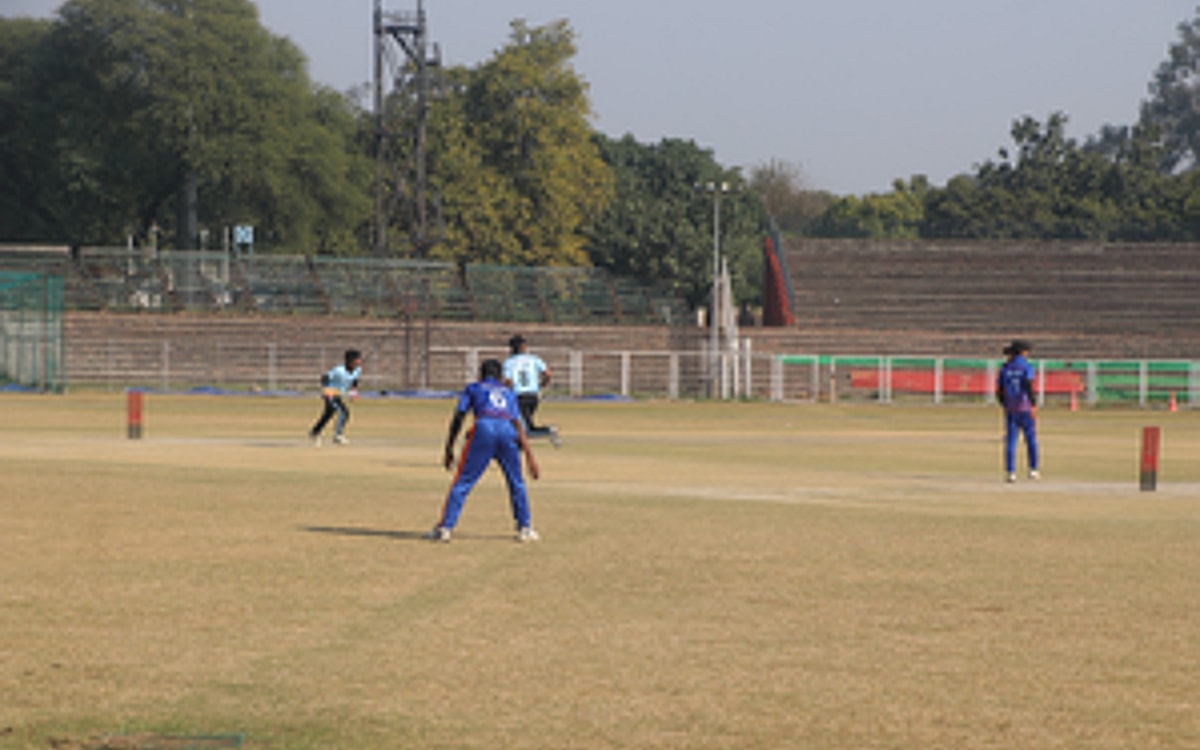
<box><xmin>586</xmin><ymin>134</ymin><xmax>765</xmax><ymax>308</ymax></box>
<box><xmin>422</xmin><ymin>20</ymin><xmax>612</xmax><ymax>266</ymax></box>
<box><xmin>0</xmin><ymin>0</ymin><xmax>370</xmax><ymax>251</ymax></box>
<box><xmin>1141</xmin><ymin>9</ymin><xmax>1200</xmax><ymax>174</ymax></box>
<box><xmin>746</xmin><ymin>159</ymin><xmax>834</xmax><ymax>235</ymax></box>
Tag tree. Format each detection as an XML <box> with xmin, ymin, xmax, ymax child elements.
<box><xmin>1140</xmin><ymin>7</ymin><xmax>1200</xmax><ymax>174</ymax></box>
<box><xmin>585</xmin><ymin>134</ymin><xmax>765</xmax><ymax>308</ymax></box>
<box><xmin>747</xmin><ymin>158</ymin><xmax>834</xmax><ymax>234</ymax></box>
<box><xmin>813</xmin><ymin>179</ymin><xmax>926</xmax><ymax>239</ymax></box>
<box><xmin>0</xmin><ymin>17</ymin><xmax>57</xmax><ymax>240</ymax></box>
<box><xmin>0</xmin><ymin>0</ymin><xmax>371</xmax><ymax>251</ymax></box>
<box><xmin>422</xmin><ymin>20</ymin><xmax>612</xmax><ymax>266</ymax></box>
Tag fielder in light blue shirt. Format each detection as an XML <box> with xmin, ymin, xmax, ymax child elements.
<box><xmin>309</xmin><ymin>349</ymin><xmax>362</xmax><ymax>446</ymax></box>
<box><xmin>503</xmin><ymin>333</ymin><xmax>560</xmax><ymax>446</ymax></box>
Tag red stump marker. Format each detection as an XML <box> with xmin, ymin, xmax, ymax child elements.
<box><xmin>1139</xmin><ymin>426</ymin><xmax>1161</xmax><ymax>492</ymax></box>
<box><xmin>127</xmin><ymin>390</ymin><xmax>144</xmax><ymax>439</ymax></box>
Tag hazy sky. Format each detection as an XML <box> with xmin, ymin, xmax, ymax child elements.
<box><xmin>6</xmin><ymin>0</ymin><xmax>1197</xmax><ymax>195</ymax></box>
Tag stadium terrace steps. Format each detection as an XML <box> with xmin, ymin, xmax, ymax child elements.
<box><xmin>782</xmin><ymin>239</ymin><xmax>1200</xmax><ymax>359</ymax></box>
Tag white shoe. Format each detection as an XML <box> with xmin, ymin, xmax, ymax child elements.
<box><xmin>310</xmin><ymin>434</ymin><xmax>322</xmax><ymax>447</ymax></box>
<box><xmin>1006</xmin><ymin>473</ymin><xmax>1017</xmax><ymax>484</ymax></box>
<box><xmin>333</xmin><ymin>434</ymin><xmax>349</xmax><ymax>445</ymax></box>
<box><xmin>516</xmin><ymin>527</ymin><xmax>540</xmax><ymax>543</ymax></box>
<box><xmin>424</xmin><ymin>526</ymin><xmax>451</xmax><ymax>542</ymax></box>
<box><xmin>549</xmin><ymin>426</ymin><xmax>563</xmax><ymax>448</ymax></box>
<box><xmin>1029</xmin><ymin>470</ymin><xmax>1040</xmax><ymax>480</ymax></box>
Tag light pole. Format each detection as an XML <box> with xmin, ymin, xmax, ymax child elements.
<box><xmin>699</xmin><ymin>181</ymin><xmax>730</xmax><ymax>397</ymax></box>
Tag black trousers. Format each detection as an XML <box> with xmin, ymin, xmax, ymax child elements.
<box><xmin>310</xmin><ymin>395</ymin><xmax>349</xmax><ymax>436</ymax></box>
<box><xmin>517</xmin><ymin>393</ymin><xmax>543</xmax><ymax>432</ymax></box>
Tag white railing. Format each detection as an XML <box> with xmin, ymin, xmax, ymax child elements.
<box><xmin>63</xmin><ymin>338</ymin><xmax>1199</xmax><ymax>408</ymax></box>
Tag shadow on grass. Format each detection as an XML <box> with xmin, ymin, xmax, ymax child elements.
<box><xmin>301</xmin><ymin>525</ymin><xmax>519</xmax><ymax>542</ymax></box>
<box><xmin>301</xmin><ymin>525</ymin><xmax>427</xmax><ymax>540</ymax></box>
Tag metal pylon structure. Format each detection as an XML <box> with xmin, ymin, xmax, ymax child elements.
<box><xmin>373</xmin><ymin>0</ymin><xmax>441</xmax><ymax>257</ymax></box>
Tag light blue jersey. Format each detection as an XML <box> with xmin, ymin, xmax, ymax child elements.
<box><xmin>323</xmin><ymin>364</ymin><xmax>362</xmax><ymax>396</ymax></box>
<box><xmin>504</xmin><ymin>353</ymin><xmax>547</xmax><ymax>396</ymax></box>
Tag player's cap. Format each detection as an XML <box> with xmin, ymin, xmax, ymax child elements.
<box><xmin>1003</xmin><ymin>339</ymin><xmax>1031</xmax><ymax>355</ymax></box>
<box><xmin>344</xmin><ymin>348</ymin><xmax>363</xmax><ymax>361</ymax></box>
<box><xmin>508</xmin><ymin>334</ymin><xmax>526</xmax><ymax>351</ymax></box>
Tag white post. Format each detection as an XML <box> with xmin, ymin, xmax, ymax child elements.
<box><xmin>985</xmin><ymin>360</ymin><xmax>997</xmax><ymax>405</ymax></box>
<box><xmin>1037</xmin><ymin>359</ymin><xmax>1046</xmax><ymax>407</ymax></box>
<box><xmin>268</xmin><ymin>343</ymin><xmax>277</xmax><ymax>392</ymax></box>
<box><xmin>1087</xmin><ymin>361</ymin><xmax>1098</xmax><ymax>406</ymax></box>
<box><xmin>669</xmin><ymin>352</ymin><xmax>679</xmax><ymax>400</ymax></box>
<box><xmin>620</xmin><ymin>351</ymin><xmax>631</xmax><ymax>398</ymax></box>
<box><xmin>934</xmin><ymin>358</ymin><xmax>944</xmax><ymax>405</ymax></box>
<box><xmin>705</xmin><ymin>186</ymin><xmax>715</xmax><ymax>398</ymax></box>
<box><xmin>1139</xmin><ymin>360</ymin><xmax>1148</xmax><ymax>408</ymax></box>
<box><xmin>742</xmin><ymin>338</ymin><xmax>752</xmax><ymax>399</ymax></box>
<box><xmin>466</xmin><ymin>348</ymin><xmax>479</xmax><ymax>384</ymax></box>
<box><xmin>720</xmin><ymin>352</ymin><xmax>730</xmax><ymax>400</ymax></box>
<box><xmin>570</xmin><ymin>350</ymin><xmax>583</xmax><ymax>398</ymax></box>
<box><xmin>810</xmin><ymin>357</ymin><xmax>820</xmax><ymax>403</ymax></box>
<box><xmin>161</xmin><ymin>340</ymin><xmax>170</xmax><ymax>392</ymax></box>
<box><xmin>770</xmin><ymin>355</ymin><xmax>783</xmax><ymax>402</ymax></box>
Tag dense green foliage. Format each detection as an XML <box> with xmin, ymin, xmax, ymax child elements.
<box><xmin>586</xmin><ymin>135</ymin><xmax>765</xmax><ymax>308</ymax></box>
<box><xmin>423</xmin><ymin>20</ymin><xmax>612</xmax><ymax>267</ymax></box>
<box><xmin>0</xmin><ymin>0</ymin><xmax>371</xmax><ymax>252</ymax></box>
<box><xmin>3</xmin><ymin>3</ymin><xmax>1199</xmax><ymax>305</ymax></box>
<box><xmin>811</xmin><ymin>113</ymin><xmax>1200</xmax><ymax>241</ymax></box>
<box><xmin>809</xmin><ymin>9</ymin><xmax>1200</xmax><ymax>241</ymax></box>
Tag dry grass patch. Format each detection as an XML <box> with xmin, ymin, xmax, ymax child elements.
<box><xmin>2</xmin><ymin>394</ymin><xmax>1199</xmax><ymax>749</ymax></box>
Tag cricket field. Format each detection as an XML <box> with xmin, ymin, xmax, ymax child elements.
<box><xmin>2</xmin><ymin>393</ymin><xmax>1199</xmax><ymax>749</ymax></box>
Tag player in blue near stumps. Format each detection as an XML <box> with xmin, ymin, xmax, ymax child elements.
<box><xmin>309</xmin><ymin>349</ymin><xmax>362</xmax><ymax>447</ymax></box>
<box><xmin>996</xmin><ymin>339</ymin><xmax>1040</xmax><ymax>483</ymax></box>
<box><xmin>426</xmin><ymin>358</ymin><xmax>541</xmax><ymax>543</ymax></box>
<box><xmin>503</xmin><ymin>333</ymin><xmax>561</xmax><ymax>447</ymax></box>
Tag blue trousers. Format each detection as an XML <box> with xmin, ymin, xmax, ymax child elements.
<box><xmin>1004</xmin><ymin>411</ymin><xmax>1039</xmax><ymax>474</ymax></box>
<box><xmin>440</xmin><ymin>421</ymin><xmax>531</xmax><ymax>530</ymax></box>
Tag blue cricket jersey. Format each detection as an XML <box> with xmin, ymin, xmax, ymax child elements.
<box><xmin>503</xmin><ymin>353</ymin><xmax>547</xmax><ymax>395</ymax></box>
<box><xmin>997</xmin><ymin>356</ymin><xmax>1035</xmax><ymax>414</ymax></box>
<box><xmin>457</xmin><ymin>377</ymin><xmax>520</xmax><ymax>422</ymax></box>
<box><xmin>440</xmin><ymin>377</ymin><xmax>531</xmax><ymax>530</ymax></box>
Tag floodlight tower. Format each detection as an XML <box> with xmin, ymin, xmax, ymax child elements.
<box><xmin>373</xmin><ymin>0</ymin><xmax>441</xmax><ymax>257</ymax></box>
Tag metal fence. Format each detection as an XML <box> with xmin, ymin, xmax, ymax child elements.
<box><xmin>778</xmin><ymin>355</ymin><xmax>1199</xmax><ymax>408</ymax></box>
<box><xmin>0</xmin><ymin>271</ymin><xmax>65</xmax><ymax>391</ymax></box>
<box><xmin>59</xmin><ymin>248</ymin><xmax>687</xmax><ymax>325</ymax></box>
<box><xmin>60</xmin><ymin>335</ymin><xmax>1198</xmax><ymax>409</ymax></box>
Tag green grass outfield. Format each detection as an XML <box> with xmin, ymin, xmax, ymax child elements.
<box><xmin>3</xmin><ymin>393</ymin><xmax>1200</xmax><ymax>750</ymax></box>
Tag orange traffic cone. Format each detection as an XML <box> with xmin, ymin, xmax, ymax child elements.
<box><xmin>1168</xmin><ymin>391</ymin><xmax>1177</xmax><ymax>412</ymax></box>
